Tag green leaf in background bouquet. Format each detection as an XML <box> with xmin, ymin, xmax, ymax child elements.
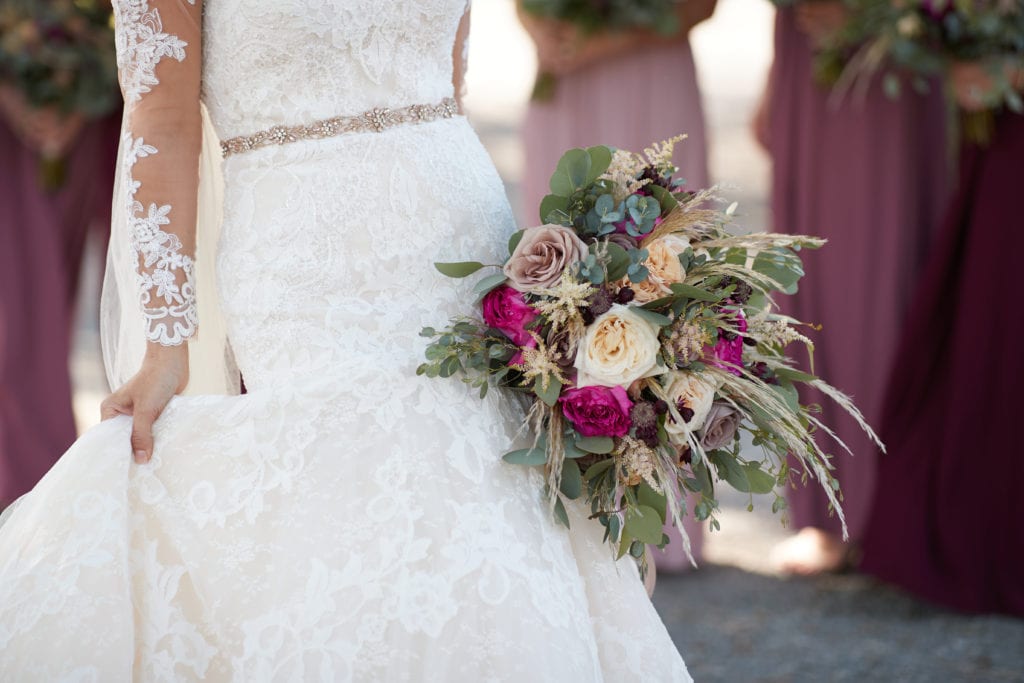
<box><xmin>773</xmin><ymin>366</ymin><xmax>819</xmax><ymax>384</ymax></box>
<box><xmin>435</xmin><ymin>261</ymin><xmax>486</xmax><ymax>278</ymax></box>
<box><xmin>507</xmin><ymin>229</ymin><xmax>524</xmax><ymax>254</ymax></box>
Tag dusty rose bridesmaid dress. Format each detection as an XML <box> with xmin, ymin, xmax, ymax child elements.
<box><xmin>767</xmin><ymin>9</ymin><xmax>949</xmax><ymax>541</ymax></box>
<box><xmin>0</xmin><ymin>112</ymin><xmax>120</xmax><ymax>504</ymax></box>
<box><xmin>522</xmin><ymin>38</ymin><xmax>710</xmax><ymax>569</ymax></box>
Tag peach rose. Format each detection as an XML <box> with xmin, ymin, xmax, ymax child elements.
<box><xmin>574</xmin><ymin>304</ymin><xmax>665</xmax><ymax>388</ymax></box>
<box><xmin>504</xmin><ymin>224</ymin><xmax>588</xmax><ymax>292</ymax></box>
<box><xmin>628</xmin><ymin>234</ymin><xmax>690</xmax><ymax>304</ymax></box>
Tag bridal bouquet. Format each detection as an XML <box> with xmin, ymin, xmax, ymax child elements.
<box><xmin>419</xmin><ymin>137</ymin><xmax>880</xmax><ymax>571</ymax></box>
<box><xmin>0</xmin><ymin>0</ymin><xmax>118</xmax><ymax>187</ymax></box>
<box><xmin>826</xmin><ymin>0</ymin><xmax>1024</xmax><ymax>142</ymax></box>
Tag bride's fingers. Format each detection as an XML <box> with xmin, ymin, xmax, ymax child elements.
<box><xmin>130</xmin><ymin>400</ymin><xmax>165</xmax><ymax>464</ymax></box>
<box><xmin>100</xmin><ymin>393</ymin><xmax>132</xmax><ymax>422</ymax></box>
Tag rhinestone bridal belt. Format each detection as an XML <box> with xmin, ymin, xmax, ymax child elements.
<box><xmin>220</xmin><ymin>97</ymin><xmax>458</xmax><ymax>158</ymax></box>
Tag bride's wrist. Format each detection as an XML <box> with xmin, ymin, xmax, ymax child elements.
<box><xmin>142</xmin><ymin>342</ymin><xmax>190</xmax><ymax>372</ymax></box>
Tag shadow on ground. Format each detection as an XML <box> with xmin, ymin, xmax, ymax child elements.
<box><xmin>653</xmin><ymin>565</ymin><xmax>1024</xmax><ymax>682</ymax></box>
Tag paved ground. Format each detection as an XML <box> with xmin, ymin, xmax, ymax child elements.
<box><xmin>67</xmin><ymin>1</ymin><xmax>1023</xmax><ymax>680</ymax></box>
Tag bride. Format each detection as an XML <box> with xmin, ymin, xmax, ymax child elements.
<box><xmin>0</xmin><ymin>1</ymin><xmax>690</xmax><ymax>680</ymax></box>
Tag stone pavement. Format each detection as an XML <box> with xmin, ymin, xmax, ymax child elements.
<box><xmin>67</xmin><ymin>1</ymin><xmax>1023</xmax><ymax>680</ymax></box>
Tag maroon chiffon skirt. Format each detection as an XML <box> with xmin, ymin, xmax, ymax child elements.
<box><xmin>860</xmin><ymin>112</ymin><xmax>1024</xmax><ymax>616</ymax></box>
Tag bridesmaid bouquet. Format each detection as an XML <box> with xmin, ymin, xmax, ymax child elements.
<box><xmin>419</xmin><ymin>137</ymin><xmax>880</xmax><ymax>570</ymax></box>
<box><xmin>521</xmin><ymin>0</ymin><xmax>682</xmax><ymax>100</ymax></box>
<box><xmin>521</xmin><ymin>0</ymin><xmax>683</xmax><ymax>35</ymax></box>
<box><xmin>0</xmin><ymin>0</ymin><xmax>118</xmax><ymax>188</ymax></box>
<box><xmin>825</xmin><ymin>0</ymin><xmax>1024</xmax><ymax>142</ymax></box>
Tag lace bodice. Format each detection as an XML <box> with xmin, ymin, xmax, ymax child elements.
<box><xmin>202</xmin><ymin>0</ymin><xmax>471</xmax><ymax>140</ymax></box>
<box><xmin>111</xmin><ymin>0</ymin><xmax>471</xmax><ymax>349</ymax></box>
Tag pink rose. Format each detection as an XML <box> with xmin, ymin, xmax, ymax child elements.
<box><xmin>482</xmin><ymin>285</ymin><xmax>538</xmax><ymax>347</ymax></box>
<box><xmin>559</xmin><ymin>385</ymin><xmax>633</xmax><ymax>437</ymax></box>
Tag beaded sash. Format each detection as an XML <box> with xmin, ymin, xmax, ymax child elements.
<box><xmin>220</xmin><ymin>97</ymin><xmax>458</xmax><ymax>158</ymax></box>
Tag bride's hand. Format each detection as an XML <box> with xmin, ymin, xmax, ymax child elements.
<box><xmin>100</xmin><ymin>345</ymin><xmax>189</xmax><ymax>464</ymax></box>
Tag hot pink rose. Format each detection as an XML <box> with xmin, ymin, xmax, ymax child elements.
<box><xmin>559</xmin><ymin>385</ymin><xmax>633</xmax><ymax>437</ymax></box>
<box><xmin>708</xmin><ymin>310</ymin><xmax>747</xmax><ymax>376</ymax></box>
<box><xmin>482</xmin><ymin>285</ymin><xmax>538</xmax><ymax>347</ymax></box>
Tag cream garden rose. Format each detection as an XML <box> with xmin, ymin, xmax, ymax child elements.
<box><xmin>662</xmin><ymin>370</ymin><xmax>717</xmax><ymax>444</ymax></box>
<box><xmin>628</xmin><ymin>234</ymin><xmax>690</xmax><ymax>303</ymax></box>
<box><xmin>574</xmin><ymin>304</ymin><xmax>665</xmax><ymax>388</ymax></box>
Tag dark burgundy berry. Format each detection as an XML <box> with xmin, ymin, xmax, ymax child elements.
<box><xmin>616</xmin><ymin>287</ymin><xmax>635</xmax><ymax>304</ymax></box>
<box><xmin>653</xmin><ymin>400</ymin><xmax>669</xmax><ymax>415</ymax></box>
<box><xmin>580</xmin><ymin>308</ymin><xmax>595</xmax><ymax>325</ymax></box>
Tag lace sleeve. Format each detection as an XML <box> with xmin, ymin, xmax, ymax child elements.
<box><xmin>113</xmin><ymin>0</ymin><xmax>202</xmax><ymax>346</ymax></box>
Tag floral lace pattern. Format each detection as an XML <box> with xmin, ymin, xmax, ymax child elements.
<box><xmin>0</xmin><ymin>1</ymin><xmax>690</xmax><ymax>680</ymax></box>
<box><xmin>115</xmin><ymin>0</ymin><xmax>199</xmax><ymax>346</ymax></box>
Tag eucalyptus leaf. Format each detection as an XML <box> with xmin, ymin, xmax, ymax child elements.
<box><xmin>472</xmin><ymin>273</ymin><xmax>508</xmax><ymax>299</ymax></box>
<box><xmin>637</xmin><ymin>483</ymin><xmax>668</xmax><ymax>524</ymax></box>
<box><xmin>534</xmin><ymin>375</ymin><xmax>563</xmax><ymax>407</ymax></box>
<box><xmin>507</xmin><ymin>229</ymin><xmax>524</xmax><ymax>255</ymax></box>
<box><xmin>435</xmin><ymin>261</ymin><xmax>486</xmax><ymax>278</ymax></box>
<box><xmin>550</xmin><ymin>148</ymin><xmax>591</xmax><ymax>196</ymax></box>
<box><xmin>553</xmin><ymin>496</ymin><xmax>570</xmax><ymax>528</ymax></box>
<box><xmin>624</xmin><ymin>505</ymin><xmax>664</xmax><ymax>544</ymax></box>
<box><xmin>502</xmin><ymin>447</ymin><xmax>547</xmax><ymax>466</ymax></box>
<box><xmin>669</xmin><ymin>283</ymin><xmax>722</xmax><ymax>303</ymax></box>
<box><xmin>559</xmin><ymin>460</ymin><xmax>583</xmax><ymax>500</ymax></box>
<box><xmin>584</xmin><ymin>145</ymin><xmax>613</xmax><ymax>183</ymax></box>
<box><xmin>630</xmin><ymin>307</ymin><xmax>672</xmax><ymax>327</ymax></box>
<box><xmin>575</xmin><ymin>435</ymin><xmax>615</xmax><ymax>454</ymax></box>
<box><xmin>539</xmin><ymin>194</ymin><xmax>569</xmax><ymax>224</ymax></box>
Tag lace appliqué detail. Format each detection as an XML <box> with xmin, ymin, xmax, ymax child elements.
<box><xmin>123</xmin><ymin>133</ymin><xmax>198</xmax><ymax>345</ymax></box>
<box><xmin>114</xmin><ymin>0</ymin><xmax>199</xmax><ymax>346</ymax></box>
<box><xmin>113</xmin><ymin>0</ymin><xmax>194</xmax><ymax>104</ymax></box>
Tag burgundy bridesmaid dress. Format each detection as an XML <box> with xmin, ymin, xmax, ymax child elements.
<box><xmin>522</xmin><ymin>38</ymin><xmax>710</xmax><ymax>569</ymax></box>
<box><xmin>767</xmin><ymin>8</ymin><xmax>949</xmax><ymax>542</ymax></box>
<box><xmin>860</xmin><ymin>111</ymin><xmax>1024</xmax><ymax>617</ymax></box>
<box><xmin>0</xmin><ymin>112</ymin><xmax>120</xmax><ymax>505</ymax></box>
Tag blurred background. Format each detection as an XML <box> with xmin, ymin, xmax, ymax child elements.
<box><xmin>4</xmin><ymin>0</ymin><xmax>1023</xmax><ymax>680</ymax></box>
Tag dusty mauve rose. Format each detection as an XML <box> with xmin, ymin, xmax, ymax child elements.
<box><xmin>482</xmin><ymin>285</ymin><xmax>537</xmax><ymax>347</ymax></box>
<box><xmin>546</xmin><ymin>326</ymin><xmax>578</xmax><ymax>369</ymax></box>
<box><xmin>559</xmin><ymin>385</ymin><xmax>633</xmax><ymax>437</ymax></box>
<box><xmin>662</xmin><ymin>371</ymin><xmax>717</xmax><ymax>444</ymax></box>
<box><xmin>574</xmin><ymin>304</ymin><xmax>665</xmax><ymax>388</ymax></box>
<box><xmin>625</xmin><ymin>234</ymin><xmax>690</xmax><ymax>304</ymax></box>
<box><xmin>504</xmin><ymin>224</ymin><xmax>588</xmax><ymax>292</ymax></box>
<box><xmin>699</xmin><ymin>403</ymin><xmax>742</xmax><ymax>450</ymax></box>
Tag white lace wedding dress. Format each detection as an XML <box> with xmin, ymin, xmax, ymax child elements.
<box><xmin>0</xmin><ymin>1</ymin><xmax>690</xmax><ymax>680</ymax></box>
